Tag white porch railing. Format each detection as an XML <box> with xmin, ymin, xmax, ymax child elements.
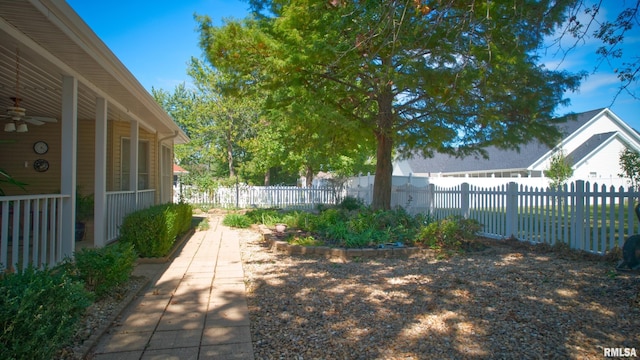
<box><xmin>105</xmin><ymin>189</ymin><xmax>156</xmax><ymax>243</ymax></box>
<box><xmin>0</xmin><ymin>194</ymin><xmax>70</xmax><ymax>272</ymax></box>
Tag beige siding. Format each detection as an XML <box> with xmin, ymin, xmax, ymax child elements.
<box><xmin>0</xmin><ymin>118</ymin><xmax>169</xmax><ymax>203</ymax></box>
<box><xmin>111</xmin><ymin>121</ymin><xmax>158</xmax><ymax>193</ymax></box>
<box><xmin>0</xmin><ymin>122</ymin><xmax>62</xmax><ymax>195</ymax></box>
<box><xmin>77</xmin><ymin>119</ymin><xmax>95</xmax><ymax>196</ymax></box>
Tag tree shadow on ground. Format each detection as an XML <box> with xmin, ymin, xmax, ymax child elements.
<box><xmin>239</xmin><ymin>231</ymin><xmax>639</xmax><ymax>359</ymax></box>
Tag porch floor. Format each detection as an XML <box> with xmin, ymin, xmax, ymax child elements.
<box><xmin>89</xmin><ymin>215</ymin><xmax>254</xmax><ymax>359</ymax></box>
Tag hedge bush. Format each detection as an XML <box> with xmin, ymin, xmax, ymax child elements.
<box><xmin>119</xmin><ymin>202</ymin><xmax>192</xmax><ymax>257</ymax></box>
<box><xmin>67</xmin><ymin>242</ymin><xmax>138</xmax><ymax>298</ymax></box>
<box><xmin>0</xmin><ymin>267</ymin><xmax>92</xmax><ymax>360</ymax></box>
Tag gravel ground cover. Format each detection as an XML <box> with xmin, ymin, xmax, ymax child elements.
<box><xmin>237</xmin><ymin>227</ymin><xmax>639</xmax><ymax>359</ymax></box>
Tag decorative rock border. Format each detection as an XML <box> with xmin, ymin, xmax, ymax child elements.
<box><xmin>257</xmin><ymin>225</ymin><xmax>422</xmax><ymax>261</ymax></box>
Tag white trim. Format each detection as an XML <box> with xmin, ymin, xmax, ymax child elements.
<box><xmin>60</xmin><ymin>75</ymin><xmax>77</xmax><ymax>258</ymax></box>
<box><xmin>94</xmin><ymin>97</ymin><xmax>107</xmax><ymax>247</ymax></box>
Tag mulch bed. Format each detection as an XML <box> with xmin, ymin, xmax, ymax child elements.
<box><xmin>238</xmin><ymin>227</ymin><xmax>640</xmax><ymax>359</ymax></box>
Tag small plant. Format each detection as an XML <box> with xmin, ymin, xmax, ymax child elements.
<box><xmin>0</xmin><ymin>168</ymin><xmax>27</xmax><ymax>196</ymax></box>
<box><xmin>223</xmin><ymin>213</ymin><xmax>252</xmax><ymax>228</ymax></box>
<box><xmin>196</xmin><ymin>217</ymin><xmax>210</xmax><ymax>231</ymax></box>
<box><xmin>76</xmin><ymin>192</ymin><xmax>94</xmax><ymax>222</ymax></box>
<box><xmin>0</xmin><ymin>266</ymin><xmax>92</xmax><ymax>359</ymax></box>
<box><xmin>67</xmin><ymin>242</ymin><xmax>138</xmax><ymax>298</ymax></box>
<box><xmin>288</xmin><ymin>234</ymin><xmax>323</xmax><ymax>246</ymax></box>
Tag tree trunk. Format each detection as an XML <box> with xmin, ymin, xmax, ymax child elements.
<box><xmin>226</xmin><ymin>130</ymin><xmax>235</xmax><ymax>178</ymax></box>
<box><xmin>305</xmin><ymin>165</ymin><xmax>314</xmax><ymax>188</ymax></box>
<box><xmin>264</xmin><ymin>168</ymin><xmax>271</xmax><ymax>186</ymax></box>
<box><xmin>372</xmin><ymin>88</ymin><xmax>394</xmax><ymax>211</ymax></box>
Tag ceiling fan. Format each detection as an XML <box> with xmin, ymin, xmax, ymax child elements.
<box><xmin>2</xmin><ymin>49</ymin><xmax>57</xmax><ymax>132</ymax></box>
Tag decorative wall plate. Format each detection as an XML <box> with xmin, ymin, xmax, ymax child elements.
<box><xmin>33</xmin><ymin>159</ymin><xmax>49</xmax><ymax>172</ymax></box>
<box><xmin>33</xmin><ymin>140</ymin><xmax>48</xmax><ymax>154</ymax></box>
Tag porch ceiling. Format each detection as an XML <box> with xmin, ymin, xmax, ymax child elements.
<box><xmin>0</xmin><ymin>0</ymin><xmax>188</xmax><ymax>143</ymax></box>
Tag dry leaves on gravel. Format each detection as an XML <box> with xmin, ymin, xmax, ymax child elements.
<box><xmin>237</xmin><ymin>229</ymin><xmax>639</xmax><ymax>360</ymax></box>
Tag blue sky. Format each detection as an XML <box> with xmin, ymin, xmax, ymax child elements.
<box><xmin>67</xmin><ymin>0</ymin><xmax>639</xmax><ymax>128</ymax></box>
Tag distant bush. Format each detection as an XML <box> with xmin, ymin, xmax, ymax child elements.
<box><xmin>417</xmin><ymin>216</ymin><xmax>482</xmax><ymax>251</ymax></box>
<box><xmin>0</xmin><ymin>267</ymin><xmax>92</xmax><ymax>360</ymax></box>
<box><xmin>67</xmin><ymin>242</ymin><xmax>138</xmax><ymax>298</ymax></box>
<box><xmin>120</xmin><ymin>203</ymin><xmax>193</xmax><ymax>257</ymax></box>
<box><xmin>338</xmin><ymin>196</ymin><xmax>364</xmax><ymax>211</ymax></box>
<box><xmin>223</xmin><ymin>213</ymin><xmax>252</xmax><ymax>228</ymax></box>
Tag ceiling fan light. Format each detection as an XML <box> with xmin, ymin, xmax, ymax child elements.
<box><xmin>4</xmin><ymin>122</ymin><xmax>16</xmax><ymax>132</ymax></box>
<box><xmin>16</xmin><ymin>123</ymin><xmax>28</xmax><ymax>133</ymax></box>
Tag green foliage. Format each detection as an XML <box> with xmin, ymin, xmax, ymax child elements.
<box><xmin>200</xmin><ymin>1</ymin><xmax>583</xmax><ymax>209</ymax></box>
<box><xmin>67</xmin><ymin>242</ymin><xmax>138</xmax><ymax>298</ymax></box>
<box><xmin>417</xmin><ymin>216</ymin><xmax>483</xmax><ymax>251</ymax></box>
<box><xmin>223</xmin><ymin>213</ymin><xmax>252</xmax><ymax>228</ymax></box>
<box><xmin>76</xmin><ymin>192</ymin><xmax>94</xmax><ymax>221</ymax></box>
<box><xmin>244</xmin><ymin>208</ymin><xmax>284</xmax><ymax>226</ymax></box>
<box><xmin>0</xmin><ymin>168</ymin><xmax>27</xmax><ymax>196</ymax></box>
<box><xmin>545</xmin><ymin>149</ymin><xmax>574</xmax><ymax>190</ymax></box>
<box><xmin>119</xmin><ymin>203</ymin><xmax>193</xmax><ymax>257</ymax></box>
<box><xmin>619</xmin><ymin>147</ymin><xmax>640</xmax><ymax>190</ymax></box>
<box><xmin>0</xmin><ymin>267</ymin><xmax>92</xmax><ymax>360</ymax></box>
<box><xmin>287</xmin><ymin>234</ymin><xmax>323</xmax><ymax>246</ymax></box>
<box><xmin>339</xmin><ymin>196</ymin><xmax>365</xmax><ymax>211</ymax></box>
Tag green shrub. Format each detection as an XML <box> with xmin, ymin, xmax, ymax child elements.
<box><xmin>223</xmin><ymin>213</ymin><xmax>252</xmax><ymax>228</ymax></box>
<box><xmin>338</xmin><ymin>196</ymin><xmax>364</xmax><ymax>211</ymax></box>
<box><xmin>120</xmin><ymin>203</ymin><xmax>193</xmax><ymax>258</ymax></box>
<box><xmin>0</xmin><ymin>267</ymin><xmax>92</xmax><ymax>360</ymax></box>
<box><xmin>69</xmin><ymin>242</ymin><xmax>138</xmax><ymax>298</ymax></box>
<box><xmin>417</xmin><ymin>216</ymin><xmax>482</xmax><ymax>251</ymax></box>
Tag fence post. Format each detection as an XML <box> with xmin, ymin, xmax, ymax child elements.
<box><xmin>427</xmin><ymin>184</ymin><xmax>435</xmax><ymax>216</ymax></box>
<box><xmin>461</xmin><ymin>183</ymin><xmax>470</xmax><ymax>219</ymax></box>
<box><xmin>572</xmin><ymin>180</ymin><xmax>585</xmax><ymax>250</ymax></box>
<box><xmin>505</xmin><ymin>182</ymin><xmax>518</xmax><ymax>239</ymax></box>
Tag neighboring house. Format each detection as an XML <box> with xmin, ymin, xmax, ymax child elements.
<box><xmin>394</xmin><ymin>108</ymin><xmax>640</xmax><ymax>181</ymax></box>
<box><xmin>173</xmin><ymin>164</ymin><xmax>189</xmax><ymax>202</ymax></box>
<box><xmin>0</xmin><ymin>1</ymin><xmax>188</xmax><ymax>269</ymax></box>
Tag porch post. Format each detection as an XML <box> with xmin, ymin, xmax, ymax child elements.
<box><xmin>94</xmin><ymin>97</ymin><xmax>107</xmax><ymax>247</ymax></box>
<box><xmin>61</xmin><ymin>75</ymin><xmax>77</xmax><ymax>258</ymax></box>
<box><xmin>130</xmin><ymin>120</ymin><xmax>139</xmax><ymax>207</ymax></box>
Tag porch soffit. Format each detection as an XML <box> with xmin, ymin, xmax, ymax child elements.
<box><xmin>0</xmin><ymin>0</ymin><xmax>188</xmax><ymax>142</ymax></box>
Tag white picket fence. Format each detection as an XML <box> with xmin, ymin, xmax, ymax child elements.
<box><xmin>176</xmin><ymin>185</ymin><xmax>343</xmax><ymax>210</ymax></box>
<box><xmin>347</xmin><ymin>180</ymin><xmax>640</xmax><ymax>254</ymax></box>
<box><xmin>178</xmin><ymin>180</ymin><xmax>640</xmax><ymax>255</ymax></box>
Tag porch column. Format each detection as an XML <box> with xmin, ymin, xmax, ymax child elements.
<box><xmin>94</xmin><ymin>97</ymin><xmax>107</xmax><ymax>247</ymax></box>
<box><xmin>130</xmin><ymin>120</ymin><xmax>139</xmax><ymax>206</ymax></box>
<box><xmin>61</xmin><ymin>75</ymin><xmax>77</xmax><ymax>258</ymax></box>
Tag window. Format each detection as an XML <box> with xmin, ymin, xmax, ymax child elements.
<box><xmin>121</xmin><ymin>138</ymin><xmax>150</xmax><ymax>190</ymax></box>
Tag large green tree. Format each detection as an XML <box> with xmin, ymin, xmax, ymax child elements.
<box><xmin>199</xmin><ymin>0</ymin><xmax>582</xmax><ymax>209</ymax></box>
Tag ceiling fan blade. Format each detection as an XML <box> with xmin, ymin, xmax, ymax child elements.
<box><xmin>25</xmin><ymin>116</ymin><xmax>57</xmax><ymax>125</ymax></box>
<box><xmin>25</xmin><ymin>118</ymin><xmax>45</xmax><ymax>125</ymax></box>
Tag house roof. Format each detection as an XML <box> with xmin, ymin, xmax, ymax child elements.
<box><xmin>566</xmin><ymin>131</ymin><xmax>617</xmax><ymax>165</ymax></box>
<box><xmin>0</xmin><ymin>0</ymin><xmax>189</xmax><ymax>144</ymax></box>
<box><xmin>404</xmin><ymin>108</ymin><xmax>606</xmax><ymax>174</ymax></box>
<box><xmin>173</xmin><ymin>164</ymin><xmax>189</xmax><ymax>174</ymax></box>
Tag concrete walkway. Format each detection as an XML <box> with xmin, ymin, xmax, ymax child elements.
<box><xmin>91</xmin><ymin>216</ymin><xmax>254</xmax><ymax>359</ymax></box>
